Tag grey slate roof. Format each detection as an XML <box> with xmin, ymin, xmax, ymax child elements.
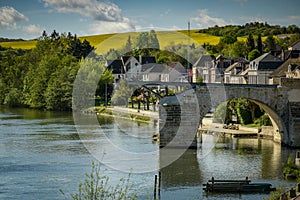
<box><xmin>106</xmin><ymin>59</ymin><xmax>124</xmax><ymax>74</ymax></box>
<box><xmin>140</xmin><ymin>56</ymin><xmax>156</xmax><ymax>64</ymax></box>
<box><xmin>252</xmin><ymin>53</ymin><xmax>283</xmax><ymax>70</ymax></box>
<box><xmin>169</xmin><ymin>62</ymin><xmax>187</xmax><ymax>74</ymax></box>
<box><xmin>270</xmin><ymin>58</ymin><xmax>300</xmax><ymax>77</ymax></box>
<box><xmin>194</xmin><ymin>55</ymin><xmax>215</xmax><ymax>67</ymax></box>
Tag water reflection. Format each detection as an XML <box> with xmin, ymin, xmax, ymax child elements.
<box><xmin>159</xmin><ymin>134</ymin><xmax>297</xmax><ymax>199</ymax></box>
<box><xmin>0</xmin><ymin>107</ymin><xmax>298</xmax><ymax>200</ymax></box>
<box><xmin>160</xmin><ymin>149</ymin><xmax>201</xmax><ymax>188</ymax></box>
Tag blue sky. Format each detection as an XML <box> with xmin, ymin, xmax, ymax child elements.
<box><xmin>1</xmin><ymin>0</ymin><xmax>300</xmax><ymax>39</ymax></box>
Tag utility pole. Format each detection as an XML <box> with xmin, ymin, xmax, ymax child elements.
<box><xmin>187</xmin><ymin>21</ymin><xmax>191</xmax><ymax>82</ymax></box>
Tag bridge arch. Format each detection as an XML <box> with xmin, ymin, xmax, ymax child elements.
<box><xmin>159</xmin><ymin>83</ymin><xmax>294</xmax><ymax>148</ymax></box>
<box><xmin>205</xmin><ymin>97</ymin><xmax>286</xmax><ymax>144</ymax></box>
<box><xmin>194</xmin><ymin>84</ymin><xmax>290</xmax><ymax>145</ymax></box>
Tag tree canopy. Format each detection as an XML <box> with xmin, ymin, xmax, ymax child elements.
<box><xmin>0</xmin><ymin>30</ymin><xmax>113</xmax><ymax>111</ymax></box>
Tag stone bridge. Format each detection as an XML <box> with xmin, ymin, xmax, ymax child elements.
<box><xmin>158</xmin><ymin>78</ymin><xmax>300</xmax><ymax>148</ymax></box>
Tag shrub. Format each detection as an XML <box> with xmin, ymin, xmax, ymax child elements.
<box><xmin>4</xmin><ymin>88</ymin><xmax>23</xmax><ymax>107</ymax></box>
<box><xmin>61</xmin><ymin>161</ymin><xmax>137</xmax><ymax>200</ymax></box>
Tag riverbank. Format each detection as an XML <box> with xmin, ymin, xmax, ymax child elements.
<box><xmin>200</xmin><ymin>114</ymin><xmax>260</xmax><ymax>136</ymax></box>
<box><xmin>92</xmin><ymin>106</ymin><xmax>158</xmax><ymax>123</ymax></box>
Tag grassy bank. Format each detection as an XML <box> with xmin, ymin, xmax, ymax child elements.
<box><xmin>90</xmin><ymin>106</ymin><xmax>152</xmax><ymax>123</ymax></box>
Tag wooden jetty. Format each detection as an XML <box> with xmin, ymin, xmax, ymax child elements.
<box><xmin>203</xmin><ymin>177</ymin><xmax>275</xmax><ymax>193</ymax></box>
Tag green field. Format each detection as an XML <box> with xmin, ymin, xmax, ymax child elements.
<box><xmin>0</xmin><ymin>30</ymin><xmax>222</xmax><ymax>54</ymax></box>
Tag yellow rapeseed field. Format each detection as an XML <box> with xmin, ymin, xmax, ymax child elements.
<box><xmin>0</xmin><ymin>30</ymin><xmax>223</xmax><ymax>54</ymax></box>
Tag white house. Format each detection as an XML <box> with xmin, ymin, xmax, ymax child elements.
<box><xmin>248</xmin><ymin>53</ymin><xmax>283</xmax><ymax>84</ymax></box>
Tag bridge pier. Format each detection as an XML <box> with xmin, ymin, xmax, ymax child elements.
<box><xmin>159</xmin><ymin>94</ymin><xmax>199</xmax><ymax>149</ymax></box>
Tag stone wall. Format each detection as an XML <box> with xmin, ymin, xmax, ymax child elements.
<box><xmin>159</xmin><ymin>91</ymin><xmax>199</xmax><ymax>149</ymax></box>
<box><xmin>260</xmin><ymin>126</ymin><xmax>274</xmax><ymax>138</ymax></box>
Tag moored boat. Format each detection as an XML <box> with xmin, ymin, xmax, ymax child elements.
<box><xmin>203</xmin><ymin>177</ymin><xmax>276</xmax><ymax>193</ymax></box>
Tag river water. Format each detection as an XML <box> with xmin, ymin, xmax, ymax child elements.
<box><xmin>0</xmin><ymin>106</ymin><xmax>298</xmax><ymax>200</ymax></box>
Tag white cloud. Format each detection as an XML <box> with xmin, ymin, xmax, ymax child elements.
<box><xmin>0</xmin><ymin>6</ymin><xmax>28</xmax><ymax>29</ymax></box>
<box><xmin>23</xmin><ymin>24</ymin><xmax>43</xmax><ymax>35</ymax></box>
<box><xmin>88</xmin><ymin>18</ymin><xmax>135</xmax><ymax>35</ymax></box>
<box><xmin>43</xmin><ymin>0</ymin><xmax>123</xmax><ymax>22</ymax></box>
<box><xmin>239</xmin><ymin>16</ymin><xmax>267</xmax><ymax>24</ymax></box>
<box><xmin>191</xmin><ymin>9</ymin><xmax>226</xmax><ymax>29</ymax></box>
<box><xmin>42</xmin><ymin>0</ymin><xmax>136</xmax><ymax>35</ymax></box>
<box><xmin>287</xmin><ymin>15</ymin><xmax>300</xmax><ymax>21</ymax></box>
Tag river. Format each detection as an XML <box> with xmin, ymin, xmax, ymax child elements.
<box><xmin>0</xmin><ymin>106</ymin><xmax>297</xmax><ymax>199</ymax></box>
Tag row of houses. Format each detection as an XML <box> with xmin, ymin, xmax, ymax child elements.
<box><xmin>106</xmin><ymin>55</ymin><xmax>188</xmax><ymax>83</ymax></box>
<box><xmin>106</xmin><ymin>40</ymin><xmax>300</xmax><ymax>85</ymax></box>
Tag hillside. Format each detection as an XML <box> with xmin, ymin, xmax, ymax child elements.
<box><xmin>198</xmin><ymin>22</ymin><xmax>300</xmax><ymax>37</ymax></box>
<box><xmin>0</xmin><ymin>30</ymin><xmax>221</xmax><ymax>54</ymax></box>
<box><xmin>1</xmin><ymin>23</ymin><xmax>299</xmax><ymax>54</ymax></box>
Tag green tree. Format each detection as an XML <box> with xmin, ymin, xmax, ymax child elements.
<box><xmin>135</xmin><ymin>32</ymin><xmax>149</xmax><ymax>49</ymax></box>
<box><xmin>111</xmin><ymin>79</ymin><xmax>132</xmax><ymax>106</ymax></box>
<box><xmin>26</xmin><ymin>54</ymin><xmax>61</xmax><ymax>109</ymax></box>
<box><xmin>149</xmin><ymin>30</ymin><xmax>160</xmax><ymax>49</ymax></box>
<box><xmin>0</xmin><ymin>78</ymin><xmax>6</xmax><ymax>104</ymax></box>
<box><xmin>73</xmin><ymin>57</ymin><xmax>107</xmax><ymax>110</ymax></box>
<box><xmin>256</xmin><ymin>34</ymin><xmax>263</xmax><ymax>54</ymax></box>
<box><xmin>246</xmin><ymin>33</ymin><xmax>255</xmax><ymax>51</ymax></box>
<box><xmin>248</xmin><ymin>49</ymin><xmax>261</xmax><ymax>61</ymax></box>
<box><xmin>213</xmin><ymin>102</ymin><xmax>232</xmax><ymax>124</ymax></box>
<box><xmin>45</xmin><ymin>55</ymin><xmax>79</xmax><ymax>110</ymax></box>
<box><xmin>134</xmin><ymin>30</ymin><xmax>160</xmax><ymax>53</ymax></box>
<box><xmin>265</xmin><ymin>34</ymin><xmax>276</xmax><ymax>51</ymax></box>
<box><xmin>123</xmin><ymin>35</ymin><xmax>132</xmax><ymax>53</ymax></box>
<box><xmin>96</xmin><ymin>69</ymin><xmax>114</xmax><ymax>105</ymax></box>
<box><xmin>228</xmin><ymin>41</ymin><xmax>248</xmax><ymax>58</ymax></box>
<box><xmin>235</xmin><ymin>99</ymin><xmax>262</xmax><ymax>125</ymax></box>
<box><xmin>220</xmin><ymin>33</ymin><xmax>237</xmax><ymax>44</ymax></box>
<box><xmin>4</xmin><ymin>88</ymin><xmax>23</xmax><ymax>107</ymax></box>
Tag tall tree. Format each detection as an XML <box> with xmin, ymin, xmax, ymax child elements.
<box><xmin>134</xmin><ymin>30</ymin><xmax>160</xmax><ymax>50</ymax></box>
<box><xmin>149</xmin><ymin>30</ymin><xmax>160</xmax><ymax>49</ymax></box>
<box><xmin>123</xmin><ymin>35</ymin><xmax>132</xmax><ymax>53</ymax></box>
<box><xmin>135</xmin><ymin>32</ymin><xmax>149</xmax><ymax>49</ymax></box>
<box><xmin>246</xmin><ymin>33</ymin><xmax>255</xmax><ymax>51</ymax></box>
<box><xmin>256</xmin><ymin>34</ymin><xmax>263</xmax><ymax>54</ymax></box>
<box><xmin>42</xmin><ymin>30</ymin><xmax>48</xmax><ymax>40</ymax></box>
<box><xmin>111</xmin><ymin>79</ymin><xmax>132</xmax><ymax>106</ymax></box>
<box><xmin>265</xmin><ymin>34</ymin><xmax>276</xmax><ymax>51</ymax></box>
<box><xmin>50</xmin><ymin>30</ymin><xmax>59</xmax><ymax>40</ymax></box>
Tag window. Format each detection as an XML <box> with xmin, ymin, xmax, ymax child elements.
<box><xmin>143</xmin><ymin>74</ymin><xmax>149</xmax><ymax>81</ymax></box>
<box><xmin>161</xmin><ymin>74</ymin><xmax>169</xmax><ymax>82</ymax></box>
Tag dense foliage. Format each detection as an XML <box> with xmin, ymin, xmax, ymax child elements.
<box><xmin>198</xmin><ymin>22</ymin><xmax>300</xmax><ymax>37</ymax></box>
<box><xmin>201</xmin><ymin>22</ymin><xmax>300</xmax><ymax>60</ymax></box>
<box><xmin>213</xmin><ymin>98</ymin><xmax>272</xmax><ymax>126</ymax></box>
<box><xmin>0</xmin><ymin>30</ymin><xmax>114</xmax><ymax>111</ymax></box>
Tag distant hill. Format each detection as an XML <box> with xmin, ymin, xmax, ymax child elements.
<box><xmin>0</xmin><ymin>37</ymin><xmax>25</xmax><ymax>42</ymax></box>
<box><xmin>197</xmin><ymin>22</ymin><xmax>300</xmax><ymax>37</ymax></box>
<box><xmin>1</xmin><ymin>23</ymin><xmax>299</xmax><ymax>53</ymax></box>
<box><xmin>0</xmin><ymin>30</ymin><xmax>221</xmax><ymax>54</ymax></box>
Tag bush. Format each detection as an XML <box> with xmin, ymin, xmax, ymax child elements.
<box><xmin>254</xmin><ymin>115</ymin><xmax>272</xmax><ymax>126</ymax></box>
<box><xmin>4</xmin><ymin>88</ymin><xmax>23</xmax><ymax>107</ymax></box>
<box><xmin>283</xmin><ymin>156</ymin><xmax>300</xmax><ymax>181</ymax></box>
<box><xmin>61</xmin><ymin>161</ymin><xmax>137</xmax><ymax>200</ymax></box>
